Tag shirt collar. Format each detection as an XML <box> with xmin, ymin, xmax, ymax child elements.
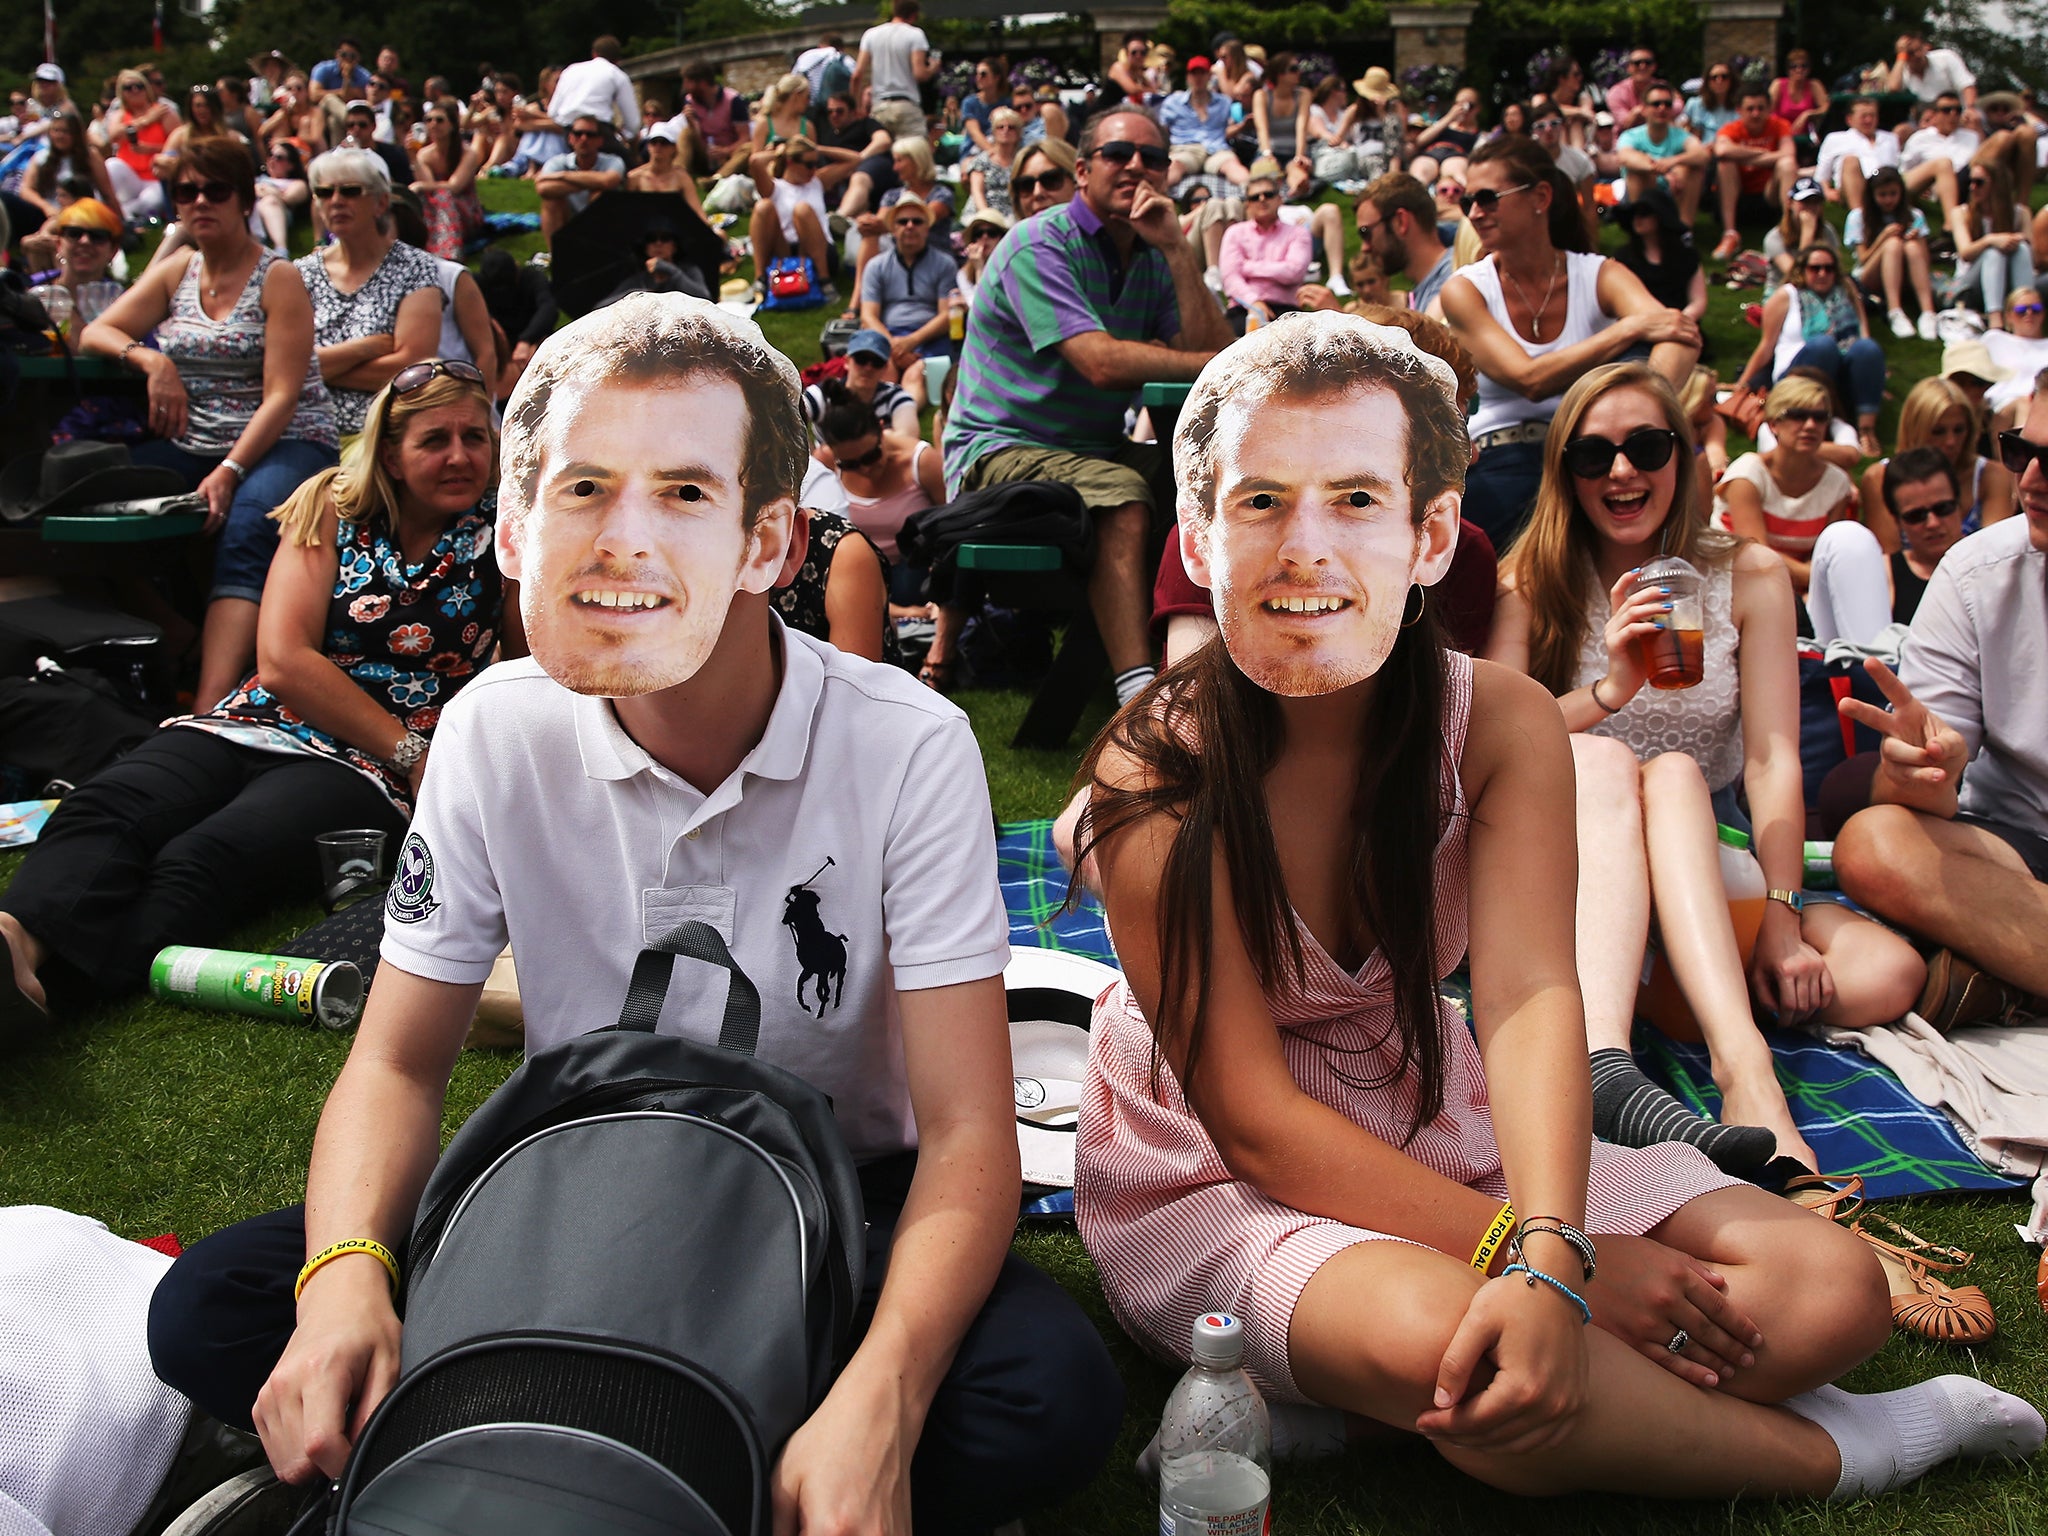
<box><xmin>1069</xmin><ymin>197</ymin><xmax>1106</xmax><ymax>236</ymax></box>
<box><xmin>572</xmin><ymin>612</ymin><xmax>823</xmax><ymax>788</ymax></box>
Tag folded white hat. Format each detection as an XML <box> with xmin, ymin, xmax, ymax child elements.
<box><xmin>1005</xmin><ymin>949</ymin><xmax>1120</xmax><ymax>1191</ymax></box>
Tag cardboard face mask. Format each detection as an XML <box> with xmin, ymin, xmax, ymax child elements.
<box><xmin>498</xmin><ymin>304</ymin><xmax>795</xmax><ymax>698</ymax></box>
<box><xmin>1180</xmin><ymin>317</ymin><xmax>1461</xmax><ymax>697</ymax></box>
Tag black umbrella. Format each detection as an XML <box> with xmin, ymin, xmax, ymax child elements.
<box><xmin>547</xmin><ymin>192</ymin><xmax>728</xmax><ymax>319</ymax></box>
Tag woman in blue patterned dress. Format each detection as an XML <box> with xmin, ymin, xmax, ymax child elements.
<box><xmin>0</xmin><ymin>364</ymin><xmax>511</xmax><ymax>1032</ymax></box>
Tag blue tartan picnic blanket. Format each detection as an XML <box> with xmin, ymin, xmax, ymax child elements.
<box><xmin>993</xmin><ymin>819</ymin><xmax>2024</xmax><ymax>1203</ymax></box>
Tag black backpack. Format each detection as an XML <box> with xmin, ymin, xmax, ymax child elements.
<box><xmin>330</xmin><ymin>922</ymin><xmax>866</xmax><ymax>1536</ymax></box>
<box><xmin>897</xmin><ymin>480</ymin><xmax>1093</xmax><ymax>602</ymax></box>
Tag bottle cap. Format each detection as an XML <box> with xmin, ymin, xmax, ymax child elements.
<box><xmin>1190</xmin><ymin>1312</ymin><xmax>1245</xmax><ymax>1367</ymax></box>
<box><xmin>1716</xmin><ymin>823</ymin><xmax>1751</xmax><ymax>850</ymax></box>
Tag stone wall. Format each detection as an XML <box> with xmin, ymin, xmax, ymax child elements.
<box><xmin>1700</xmin><ymin>0</ymin><xmax>1787</xmax><ymax>70</ymax></box>
<box><xmin>1388</xmin><ymin>3</ymin><xmax>1478</xmax><ymax>80</ymax></box>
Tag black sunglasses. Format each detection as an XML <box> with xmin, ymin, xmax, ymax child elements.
<box><xmin>1245</xmin><ymin>189</ymin><xmax>1279</xmax><ymax>202</ymax></box>
<box><xmin>836</xmin><ymin>442</ymin><xmax>885</xmax><ymax>472</ymax></box>
<box><xmin>391</xmin><ymin>359</ymin><xmax>487</xmax><ymax>395</ymax></box>
<box><xmin>1776</xmin><ymin>407</ymin><xmax>1831</xmax><ymax>425</ymax></box>
<box><xmin>1459</xmin><ymin>184</ymin><xmax>1532</xmax><ymax>216</ymax></box>
<box><xmin>170</xmin><ymin>179</ymin><xmax>236</xmax><ymax>206</ymax></box>
<box><xmin>569</xmin><ymin>128</ymin><xmax>602</xmax><ymax>139</ymax></box>
<box><xmin>1997</xmin><ymin>429</ymin><xmax>2048</xmax><ymax>478</ymax></box>
<box><xmin>60</xmin><ymin>227</ymin><xmax>116</xmax><ymax>245</ymax></box>
<box><xmin>1091</xmin><ymin>139</ymin><xmax>1171</xmax><ymax>172</ymax></box>
<box><xmin>1562</xmin><ymin>427</ymin><xmax>1679</xmax><ymax>479</ymax></box>
<box><xmin>1804</xmin><ymin>261</ymin><xmax>1838</xmax><ymax>274</ymax></box>
<box><xmin>1896</xmin><ymin>498</ymin><xmax>1960</xmax><ymax>526</ymax></box>
<box><xmin>1012</xmin><ymin>168</ymin><xmax>1071</xmax><ymax>195</ymax></box>
<box><xmin>312</xmin><ymin>182</ymin><xmax>369</xmax><ymax>200</ymax></box>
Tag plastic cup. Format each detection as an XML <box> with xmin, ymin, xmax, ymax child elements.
<box><xmin>1626</xmin><ymin>555</ymin><xmax>1705</xmax><ymax>690</ymax></box>
<box><xmin>316</xmin><ymin>828</ymin><xmax>390</xmax><ymax>912</ymax></box>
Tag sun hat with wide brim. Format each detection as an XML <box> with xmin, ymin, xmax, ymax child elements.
<box><xmin>0</xmin><ymin>442</ymin><xmax>186</xmax><ymax>524</ymax></box>
<box><xmin>1004</xmin><ymin>948</ymin><xmax>1121</xmax><ymax>1193</ymax></box>
<box><xmin>1353</xmin><ymin>66</ymin><xmax>1400</xmax><ymax>104</ymax></box>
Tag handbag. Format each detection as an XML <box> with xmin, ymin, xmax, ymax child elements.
<box><xmin>761</xmin><ymin>255</ymin><xmax>823</xmax><ymax>310</ymax></box>
<box><xmin>1716</xmin><ymin>387</ymin><xmax>1767</xmax><ymax>437</ymax></box>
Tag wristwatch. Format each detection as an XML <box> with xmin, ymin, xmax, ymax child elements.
<box><xmin>388</xmin><ymin>731</ymin><xmax>429</xmax><ymax>771</ymax></box>
<box><xmin>1767</xmin><ymin>888</ymin><xmax>1805</xmax><ymax>912</ymax></box>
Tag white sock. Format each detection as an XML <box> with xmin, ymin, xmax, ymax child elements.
<box><xmin>1113</xmin><ymin>665</ymin><xmax>1156</xmax><ymax>707</ymax></box>
<box><xmin>1783</xmin><ymin>1378</ymin><xmax>2046</xmax><ymax>1498</ymax></box>
<box><xmin>1328</xmin><ymin>273</ymin><xmax>1353</xmax><ymax>298</ymax></box>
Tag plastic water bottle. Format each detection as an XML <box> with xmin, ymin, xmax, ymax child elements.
<box><xmin>1158</xmin><ymin>1313</ymin><xmax>1272</xmax><ymax>1536</ymax></box>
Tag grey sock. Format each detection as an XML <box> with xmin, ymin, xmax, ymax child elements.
<box><xmin>1113</xmin><ymin>666</ymin><xmax>1156</xmax><ymax>707</ymax></box>
<box><xmin>1588</xmin><ymin>1048</ymin><xmax>1777</xmax><ymax>1173</ymax></box>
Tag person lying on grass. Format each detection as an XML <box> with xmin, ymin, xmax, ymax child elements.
<box><xmin>1070</xmin><ymin>311</ymin><xmax>2043</xmax><ymax>1501</ymax></box>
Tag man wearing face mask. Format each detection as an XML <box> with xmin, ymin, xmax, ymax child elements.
<box><xmin>144</xmin><ymin>294</ymin><xmax>1122</xmax><ymax>1535</ymax></box>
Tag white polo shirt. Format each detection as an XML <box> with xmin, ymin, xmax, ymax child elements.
<box><xmin>1817</xmin><ymin>128</ymin><xmax>1900</xmax><ymax>191</ymax></box>
<box><xmin>382</xmin><ymin>618</ymin><xmax>1010</xmax><ymax>1159</ymax></box>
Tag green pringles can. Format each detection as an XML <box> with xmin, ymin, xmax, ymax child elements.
<box><xmin>149</xmin><ymin>945</ymin><xmax>365</xmax><ymax>1031</ymax></box>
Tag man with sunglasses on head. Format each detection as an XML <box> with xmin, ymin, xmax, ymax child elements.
<box><xmin>1831</xmin><ymin>372</ymin><xmax>2048</xmax><ymax>1032</ymax></box>
<box><xmin>945</xmin><ymin>107</ymin><xmax>1233</xmax><ymax>708</ymax></box>
<box><xmin>537</xmin><ymin>115</ymin><xmax>625</xmax><ymax>244</ymax></box>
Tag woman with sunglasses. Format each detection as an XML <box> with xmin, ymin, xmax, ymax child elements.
<box><xmin>1487</xmin><ymin>363</ymin><xmax>1926</xmax><ymax>1175</ymax></box>
<box><xmin>411</xmin><ymin>103</ymin><xmax>488</xmax><ymax>260</ymax></box>
<box><xmin>1734</xmin><ymin>242</ymin><xmax>1885</xmax><ymax>458</ymax></box>
<box><xmin>83</xmin><ymin>136</ymin><xmax>340</xmax><ymax>711</ymax></box>
<box><xmin>252</xmin><ymin>140</ymin><xmax>309</xmax><ymax>255</ymax></box>
<box><xmin>258</xmin><ymin>72</ymin><xmax>328</xmax><ymax>157</ymax></box>
<box><xmin>1981</xmin><ymin>287</ymin><xmax>2048</xmax><ymax>431</ymax></box>
<box><xmin>1250</xmin><ymin>53</ymin><xmax>1314</xmax><ymax>202</ymax></box>
<box><xmin>748</xmin><ymin>136</ymin><xmax>851</xmax><ymax>303</ymax></box>
<box><xmin>1858</xmin><ymin>376</ymin><xmax>2013</xmax><ymax>543</ymax></box>
<box><xmin>28</xmin><ymin>198</ymin><xmax>127</xmax><ymax>336</ymax></box>
<box><xmin>1713</xmin><ymin>373</ymin><xmax>1860</xmax><ymax>595</ymax></box>
<box><xmin>0</xmin><ymin>362</ymin><xmax>507</xmax><ymax>1030</ymax></box>
<box><xmin>152</xmin><ymin>86</ymin><xmax>239</xmax><ymax>182</ymax></box>
<box><xmin>18</xmin><ymin>111</ymin><xmax>120</xmax><ymax>231</ymax></box>
<box><xmin>1948</xmin><ymin>160</ymin><xmax>2036</xmax><ymax>330</ymax></box>
<box><xmin>98</xmin><ymin>68</ymin><xmax>178</xmax><ymax>222</ymax></box>
<box><xmin>1684</xmin><ymin>66</ymin><xmax>1741</xmax><ymax>142</ymax></box>
<box><xmin>1768</xmin><ymin>51</ymin><xmax>1829</xmax><ymax>144</ymax></box>
<box><xmin>1441</xmin><ymin>136</ymin><xmax>1703</xmax><ymax>549</ymax></box>
<box><xmin>295</xmin><ymin>148</ymin><xmax>446</xmax><ymax>440</ymax></box>
<box><xmin>1010</xmin><ymin>136</ymin><xmax>1077</xmax><ymax>219</ymax></box>
<box><xmin>815</xmin><ymin>379</ymin><xmax>945</xmax><ymax>606</ymax></box>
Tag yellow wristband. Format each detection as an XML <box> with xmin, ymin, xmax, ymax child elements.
<box><xmin>1470</xmin><ymin>1200</ymin><xmax>1516</xmax><ymax>1273</ymax></box>
<box><xmin>294</xmin><ymin>1238</ymin><xmax>400</xmax><ymax>1301</ymax></box>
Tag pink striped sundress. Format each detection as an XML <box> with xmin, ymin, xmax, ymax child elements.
<box><xmin>1074</xmin><ymin>650</ymin><xmax>1741</xmax><ymax>1403</ymax></box>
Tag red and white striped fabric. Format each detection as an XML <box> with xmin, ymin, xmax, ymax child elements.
<box><xmin>1074</xmin><ymin>651</ymin><xmax>1739</xmax><ymax>1403</ymax></box>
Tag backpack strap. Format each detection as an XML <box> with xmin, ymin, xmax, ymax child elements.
<box><xmin>615</xmin><ymin>921</ymin><xmax>762</xmax><ymax>1055</ymax></box>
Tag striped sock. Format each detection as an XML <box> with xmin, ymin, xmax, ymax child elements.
<box><xmin>1113</xmin><ymin>666</ymin><xmax>1156</xmax><ymax>707</ymax></box>
<box><xmin>1588</xmin><ymin>1048</ymin><xmax>1777</xmax><ymax>1173</ymax></box>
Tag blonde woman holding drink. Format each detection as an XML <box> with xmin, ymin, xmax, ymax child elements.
<box><xmin>1487</xmin><ymin>363</ymin><xmax>1924</xmax><ymax>1176</ymax></box>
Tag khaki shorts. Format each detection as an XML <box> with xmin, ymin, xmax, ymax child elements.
<box><xmin>1170</xmin><ymin>144</ymin><xmax>1239</xmax><ymax>177</ymax></box>
<box><xmin>963</xmin><ymin>439</ymin><xmax>1169</xmax><ymax>521</ymax></box>
<box><xmin>874</xmin><ymin>98</ymin><xmax>927</xmax><ymax>144</ymax></box>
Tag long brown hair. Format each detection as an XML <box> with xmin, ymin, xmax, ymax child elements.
<box><xmin>1467</xmin><ymin>133</ymin><xmax>1590</xmax><ymax>253</ymax></box>
<box><xmin>1073</xmin><ymin>320</ymin><xmax>1469</xmax><ymax>1139</ymax></box>
<box><xmin>1504</xmin><ymin>362</ymin><xmax>1736</xmax><ymax>696</ymax></box>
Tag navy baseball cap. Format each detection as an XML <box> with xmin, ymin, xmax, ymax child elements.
<box><xmin>846</xmin><ymin>329</ymin><xmax>892</xmax><ymax>362</ymax></box>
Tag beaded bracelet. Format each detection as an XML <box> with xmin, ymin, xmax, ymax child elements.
<box><xmin>1512</xmin><ymin>1218</ymin><xmax>1597</xmax><ymax>1283</ymax></box>
<box><xmin>294</xmin><ymin>1237</ymin><xmax>400</xmax><ymax>1301</ymax></box>
<box><xmin>1500</xmin><ymin>1263</ymin><xmax>1592</xmax><ymax>1325</ymax></box>
<box><xmin>1469</xmin><ymin>1199</ymin><xmax>1515</xmax><ymax>1273</ymax></box>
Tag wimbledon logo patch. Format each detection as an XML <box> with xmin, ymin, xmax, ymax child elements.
<box><xmin>387</xmin><ymin>831</ymin><xmax>441</xmax><ymax>925</ymax></box>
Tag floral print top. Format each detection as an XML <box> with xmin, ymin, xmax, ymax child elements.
<box><xmin>173</xmin><ymin>495</ymin><xmax>503</xmax><ymax>815</ymax></box>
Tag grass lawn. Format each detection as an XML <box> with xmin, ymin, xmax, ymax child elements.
<box><xmin>3</xmin><ymin>175</ymin><xmax>2043</xmax><ymax>1534</ymax></box>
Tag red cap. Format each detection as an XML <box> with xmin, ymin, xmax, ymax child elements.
<box><xmin>1186</xmin><ymin>55</ymin><xmax>1212</xmax><ymax>72</ymax></box>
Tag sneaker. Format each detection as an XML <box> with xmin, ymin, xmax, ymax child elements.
<box><xmin>1327</xmin><ymin>273</ymin><xmax>1353</xmax><ymax>298</ymax></box>
<box><xmin>1713</xmin><ymin>231</ymin><xmax>1742</xmax><ymax>260</ymax></box>
<box><xmin>1889</xmin><ymin>309</ymin><xmax>1915</xmax><ymax>339</ymax></box>
<box><xmin>1918</xmin><ymin>309</ymin><xmax>1939</xmax><ymax>340</ymax></box>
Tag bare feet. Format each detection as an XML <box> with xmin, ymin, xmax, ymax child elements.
<box><xmin>0</xmin><ymin>912</ymin><xmax>49</xmax><ymax>1015</ymax></box>
<box><xmin>1719</xmin><ymin>1072</ymin><xmax>1818</xmax><ymax>1172</ymax></box>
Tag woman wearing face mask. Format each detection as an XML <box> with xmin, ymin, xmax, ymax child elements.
<box><xmin>1858</xmin><ymin>376</ymin><xmax>2013</xmax><ymax>543</ymax></box>
<box><xmin>1078</xmin><ymin>321</ymin><xmax>2029</xmax><ymax>1509</ymax></box>
<box><xmin>1713</xmin><ymin>373</ymin><xmax>1861</xmax><ymax>596</ymax></box>
<box><xmin>82</xmin><ymin>137</ymin><xmax>340</xmax><ymax>711</ymax></box>
<box><xmin>1808</xmin><ymin>446</ymin><xmax>1971</xmax><ymax>644</ymax></box>
<box><xmin>0</xmin><ymin>363</ymin><xmax>507</xmax><ymax>1031</ymax></box>
<box><xmin>1488</xmin><ymin>363</ymin><xmax>1925</xmax><ymax>1177</ymax></box>
<box><xmin>1734</xmin><ymin>243</ymin><xmax>1885</xmax><ymax>459</ymax></box>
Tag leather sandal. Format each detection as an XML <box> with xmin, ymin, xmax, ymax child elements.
<box><xmin>1850</xmin><ymin>1211</ymin><xmax>1997</xmax><ymax>1345</ymax></box>
<box><xmin>1782</xmin><ymin>1172</ymin><xmax>1865</xmax><ymax>1224</ymax></box>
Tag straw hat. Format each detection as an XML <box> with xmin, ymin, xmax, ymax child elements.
<box><xmin>1353</xmin><ymin>66</ymin><xmax>1400</xmax><ymax>104</ymax></box>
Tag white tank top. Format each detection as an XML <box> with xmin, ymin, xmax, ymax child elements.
<box><xmin>1463</xmin><ymin>251</ymin><xmax>1614</xmax><ymax>438</ymax></box>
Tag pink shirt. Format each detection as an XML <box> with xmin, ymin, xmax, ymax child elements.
<box><xmin>1217</xmin><ymin>216</ymin><xmax>1312</xmax><ymax>309</ymax></box>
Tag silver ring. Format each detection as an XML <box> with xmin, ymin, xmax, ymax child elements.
<box><xmin>1666</xmin><ymin>1329</ymin><xmax>1690</xmax><ymax>1354</ymax></box>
